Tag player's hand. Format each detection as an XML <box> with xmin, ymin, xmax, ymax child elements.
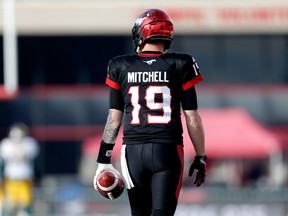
<box><xmin>93</xmin><ymin>163</ymin><xmax>121</xmax><ymax>191</ymax></box>
<box><xmin>188</xmin><ymin>155</ymin><xmax>207</xmax><ymax>187</ymax></box>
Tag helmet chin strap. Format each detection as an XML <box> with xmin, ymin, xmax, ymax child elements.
<box><xmin>136</xmin><ymin>45</ymin><xmax>141</xmax><ymax>54</ymax></box>
<box><xmin>136</xmin><ymin>39</ymin><xmax>142</xmax><ymax>53</ymax></box>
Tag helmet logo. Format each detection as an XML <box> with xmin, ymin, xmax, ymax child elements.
<box><xmin>135</xmin><ymin>12</ymin><xmax>150</xmax><ymax>26</ymax></box>
<box><xmin>135</xmin><ymin>17</ymin><xmax>147</xmax><ymax>26</ymax></box>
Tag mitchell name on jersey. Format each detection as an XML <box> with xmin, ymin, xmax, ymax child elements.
<box><xmin>127</xmin><ymin>71</ymin><xmax>169</xmax><ymax>83</ymax></box>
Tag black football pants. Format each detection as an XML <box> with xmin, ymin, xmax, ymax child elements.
<box><xmin>125</xmin><ymin>143</ymin><xmax>184</xmax><ymax>216</ymax></box>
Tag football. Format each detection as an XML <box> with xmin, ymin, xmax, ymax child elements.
<box><xmin>96</xmin><ymin>170</ymin><xmax>124</xmax><ymax>200</ymax></box>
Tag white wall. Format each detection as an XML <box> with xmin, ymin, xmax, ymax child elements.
<box><xmin>0</xmin><ymin>0</ymin><xmax>288</xmax><ymax>35</ymax></box>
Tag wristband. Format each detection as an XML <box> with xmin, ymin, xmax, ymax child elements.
<box><xmin>97</xmin><ymin>140</ymin><xmax>115</xmax><ymax>164</ymax></box>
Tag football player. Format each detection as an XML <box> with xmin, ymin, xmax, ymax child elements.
<box><xmin>0</xmin><ymin>123</ymin><xmax>39</xmax><ymax>216</ymax></box>
<box><xmin>94</xmin><ymin>8</ymin><xmax>207</xmax><ymax>216</ymax></box>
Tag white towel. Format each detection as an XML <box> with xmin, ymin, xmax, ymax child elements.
<box><xmin>120</xmin><ymin>145</ymin><xmax>134</xmax><ymax>189</ymax></box>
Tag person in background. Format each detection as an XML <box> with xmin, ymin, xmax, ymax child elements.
<box><xmin>93</xmin><ymin>8</ymin><xmax>207</xmax><ymax>216</ymax></box>
<box><xmin>0</xmin><ymin>123</ymin><xmax>40</xmax><ymax>216</ymax></box>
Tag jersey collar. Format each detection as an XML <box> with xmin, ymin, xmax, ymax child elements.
<box><xmin>138</xmin><ymin>51</ymin><xmax>163</xmax><ymax>57</ymax></box>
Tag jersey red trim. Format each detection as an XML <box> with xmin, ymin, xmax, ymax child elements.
<box><xmin>106</xmin><ymin>77</ymin><xmax>121</xmax><ymax>90</ymax></box>
<box><xmin>138</xmin><ymin>53</ymin><xmax>163</xmax><ymax>57</ymax></box>
<box><xmin>182</xmin><ymin>74</ymin><xmax>204</xmax><ymax>91</ymax></box>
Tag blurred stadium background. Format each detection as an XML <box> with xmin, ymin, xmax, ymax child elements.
<box><xmin>1</xmin><ymin>0</ymin><xmax>288</xmax><ymax>215</ymax></box>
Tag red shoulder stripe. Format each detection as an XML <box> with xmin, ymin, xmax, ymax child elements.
<box><xmin>182</xmin><ymin>74</ymin><xmax>204</xmax><ymax>91</ymax></box>
<box><xmin>106</xmin><ymin>77</ymin><xmax>121</xmax><ymax>90</ymax></box>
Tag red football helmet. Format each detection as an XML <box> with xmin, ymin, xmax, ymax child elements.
<box><xmin>132</xmin><ymin>8</ymin><xmax>174</xmax><ymax>53</ymax></box>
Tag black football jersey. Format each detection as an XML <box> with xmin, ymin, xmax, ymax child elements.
<box><xmin>106</xmin><ymin>52</ymin><xmax>203</xmax><ymax>145</ymax></box>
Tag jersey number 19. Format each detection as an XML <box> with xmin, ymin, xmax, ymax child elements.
<box><xmin>128</xmin><ymin>85</ymin><xmax>172</xmax><ymax>124</ymax></box>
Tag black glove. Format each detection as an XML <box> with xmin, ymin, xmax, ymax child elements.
<box><xmin>189</xmin><ymin>155</ymin><xmax>207</xmax><ymax>187</ymax></box>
